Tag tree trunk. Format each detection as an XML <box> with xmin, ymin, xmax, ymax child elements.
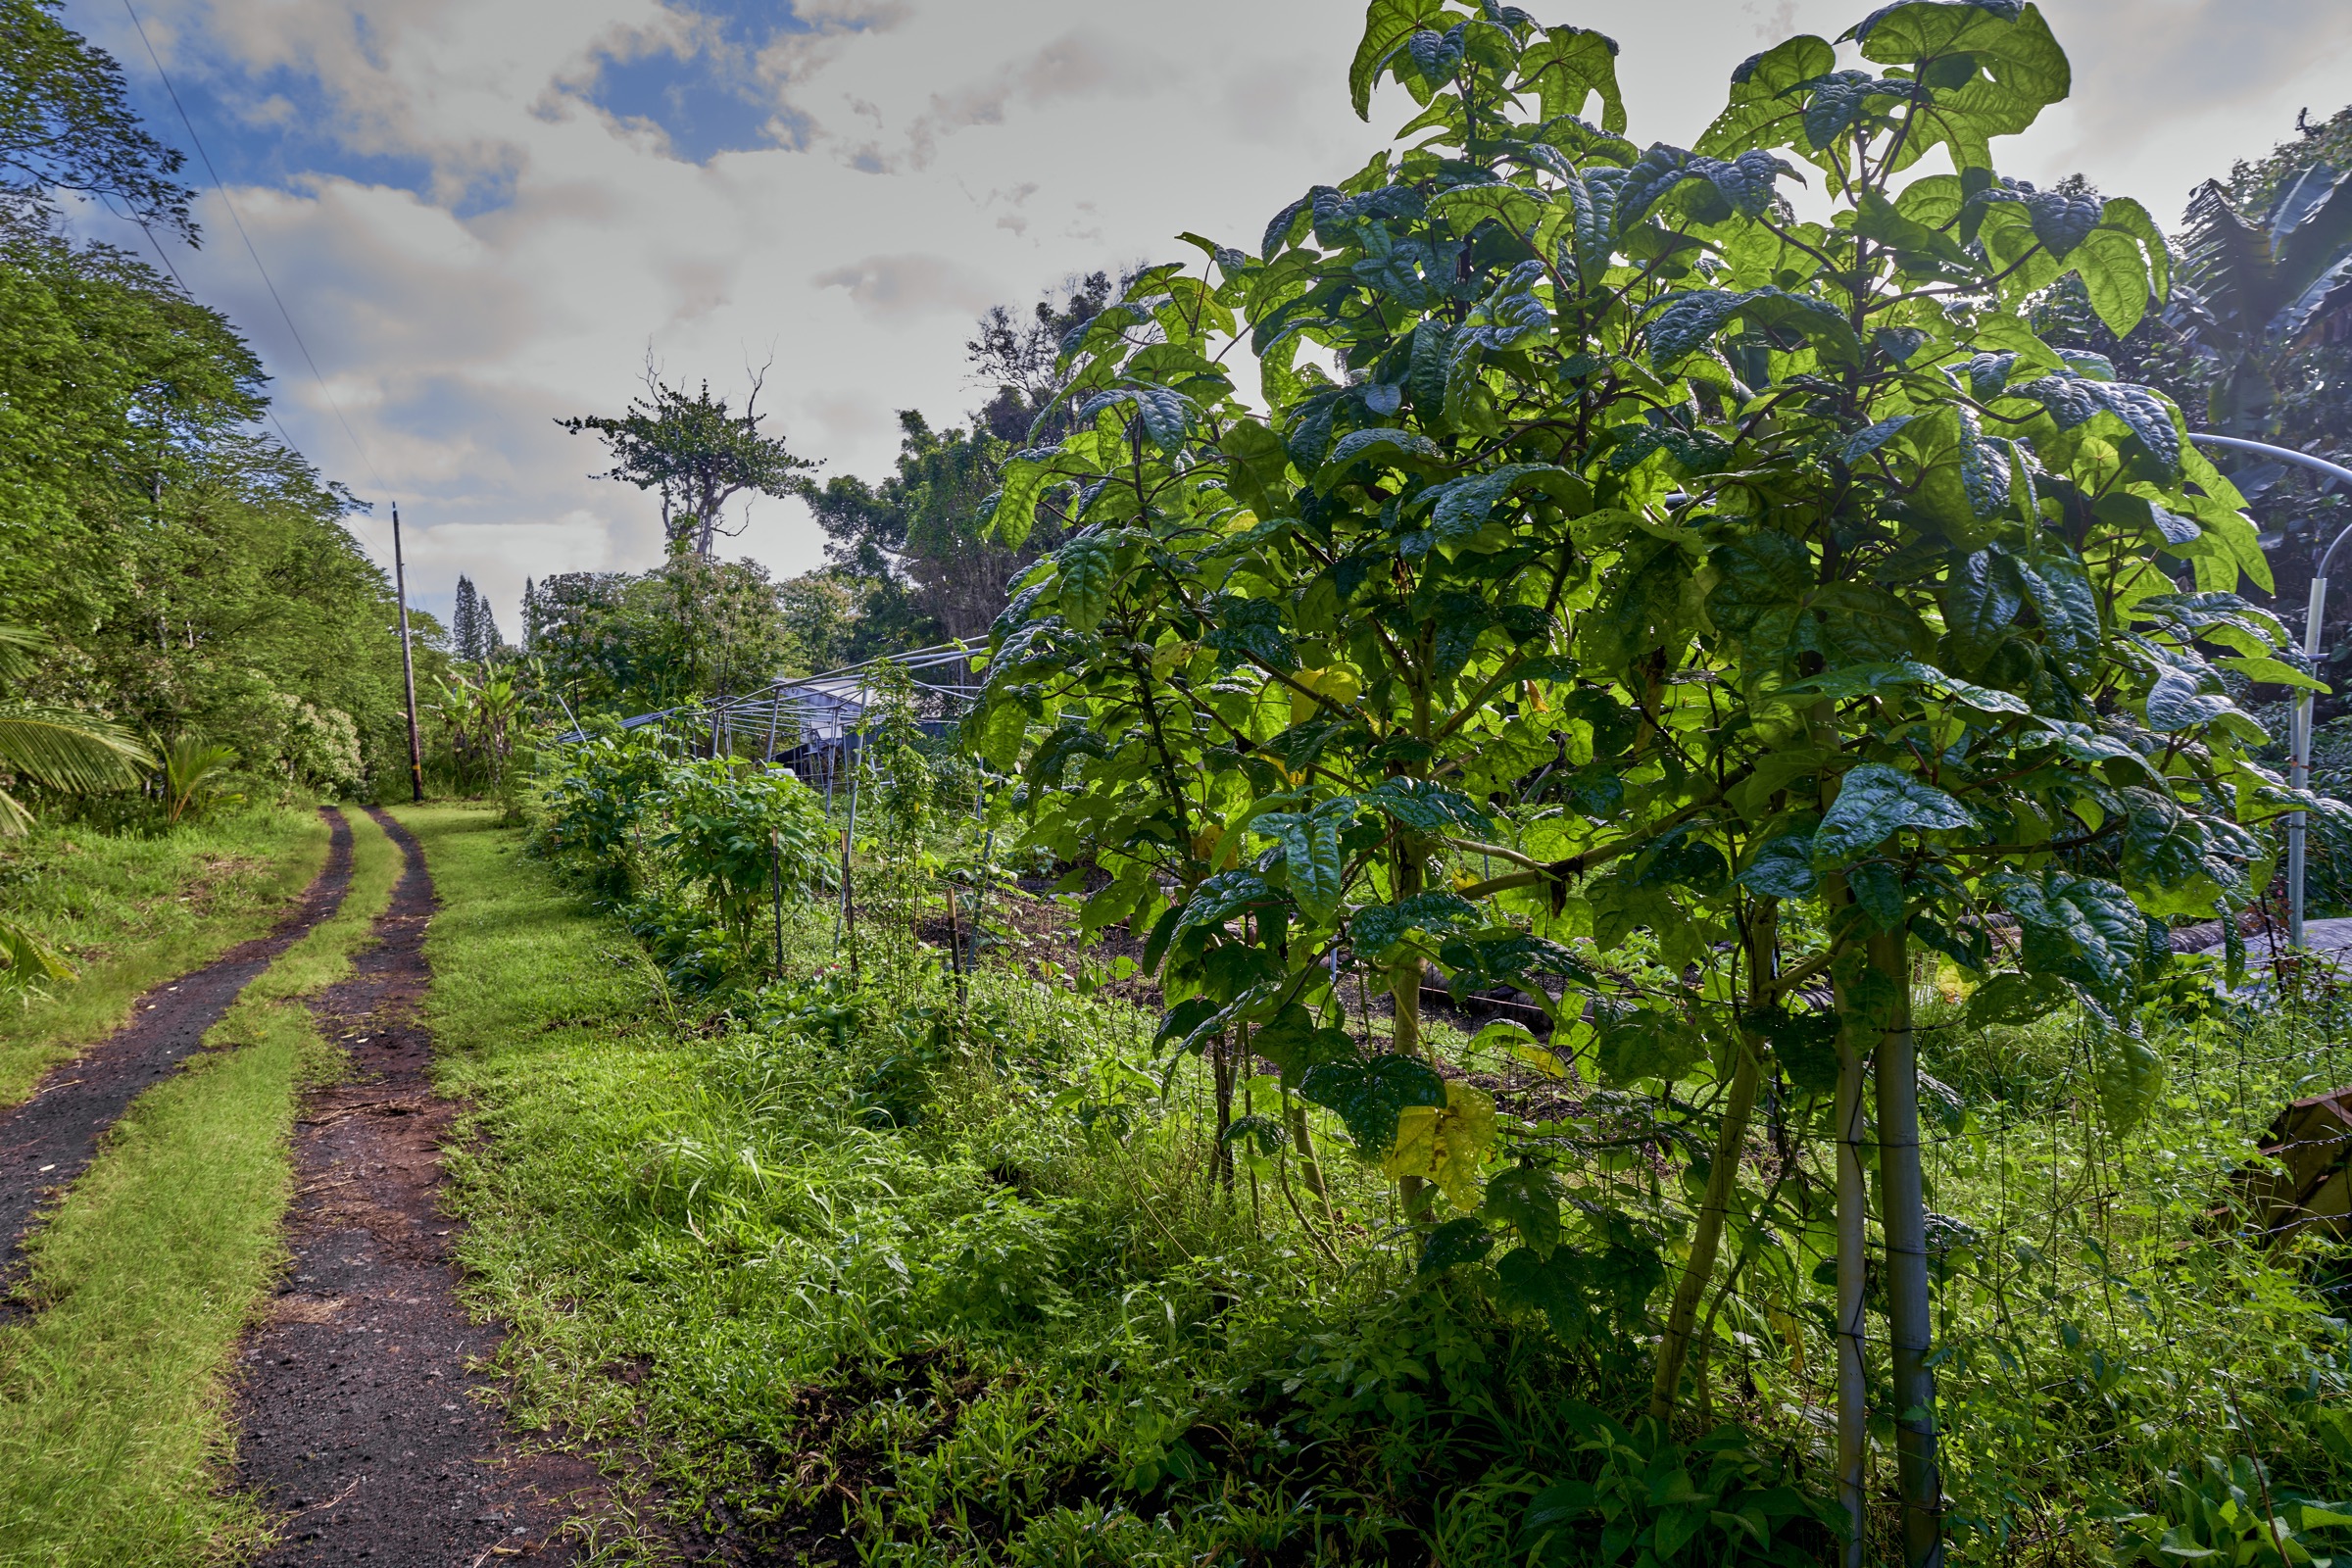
<box><xmin>1286</xmin><ymin>1095</ymin><xmax>1330</xmax><ymax>1202</ymax></box>
<box><xmin>1648</xmin><ymin>900</ymin><xmax>1776</xmax><ymax>1424</ymax></box>
<box><xmin>1389</xmin><ymin>839</ymin><xmax>1431</xmax><ymax>1223</ymax></box>
<box><xmin>1211</xmin><ymin>1028</ymin><xmax>1237</xmax><ymax>1198</ymax></box>
<box><xmin>1648</xmin><ymin>1030</ymin><xmax>1760</xmax><ymax>1422</ymax></box>
<box><xmin>1872</xmin><ymin>928</ymin><xmax>1940</xmax><ymax>1567</ymax></box>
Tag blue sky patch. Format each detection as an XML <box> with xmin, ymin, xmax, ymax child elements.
<box><xmin>582</xmin><ymin>1</ymin><xmax>811</xmax><ymax>164</ymax></box>
<box><xmin>66</xmin><ymin>0</ymin><xmax>815</xmax><ymax>228</ymax></box>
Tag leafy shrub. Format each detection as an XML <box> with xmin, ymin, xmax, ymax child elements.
<box><xmin>533</xmin><ymin>727</ymin><xmax>834</xmax><ymax>991</ymax></box>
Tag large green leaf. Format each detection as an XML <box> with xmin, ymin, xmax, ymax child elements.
<box><xmin>1438</xmin><ymin>931</ymin><xmax>1593</xmax><ymax>995</ymax></box>
<box><xmin>1800</xmin><ymin>73</ymin><xmax>1913</xmax><ymax>152</ymax></box>
<box><xmin>1514</xmin><ymin>24</ymin><xmax>1625</xmax><ymax>131</ymax></box>
<box><xmin>1171</xmin><ymin>871</ymin><xmax>1281</xmax><ymax>940</ymax></box>
<box><xmin>1054</xmin><ymin>533</ymin><xmax>1117</xmax><ymax>632</ymax></box>
<box><xmin>1426</xmin><ymin>180</ymin><xmax>1544</xmax><ymax>237</ymax></box>
<box><xmin>1945</xmin><ymin>548</ymin><xmax>2027</xmax><ymax>664</ymax></box>
<box><xmin>1738</xmin><ymin>822</ymin><xmax>1820</xmax><ymax>901</ymax></box>
<box><xmin>1299</xmin><ymin>1054</ymin><xmax>1449</xmax><ymax>1153</ymax></box>
<box><xmin>1593</xmin><ymin>1005</ymin><xmax>1704</xmax><ymax>1085</ymax></box>
<box><xmin>2094</xmin><ymin>1033</ymin><xmax>2164</xmax><ymax>1133</ymax></box>
<box><xmin>1845</xmin><ymin>2</ymin><xmax>2068</xmax><ymax>169</ymax></box>
<box><xmin>2011</xmin><ymin>372</ymin><xmax>2180</xmax><ymax>471</ymax></box>
<box><xmin>0</xmin><ymin>708</ymin><xmax>149</xmax><ymax>797</ymax></box>
<box><xmin>2143</xmin><ymin>667</ymin><xmax>2238</xmax><ymax>733</ymax></box>
<box><xmin>1645</xmin><ymin>287</ymin><xmax>1859</xmax><ymax>371</ymax></box>
<box><xmin>984</xmin><ymin>459</ymin><xmax>1053</xmax><ymax>550</ymax></box>
<box><xmin>1990</xmin><ymin>868</ymin><xmax>2153</xmax><ymax>1004</ymax></box>
<box><xmin>1350</xmin><ymin>0</ymin><xmax>1446</xmax><ymax>119</ymax></box>
<box><xmin>1319</xmin><ymin>426</ymin><xmax>1446</xmax><ymax>489</ymax></box>
<box><xmin>1353</xmin><ymin>891</ymin><xmax>1482</xmax><ymax>957</ymax></box>
<box><xmin>1812</xmin><ymin>763</ymin><xmax>1972</xmax><ymax>866</ymax></box>
<box><xmin>1079</xmin><ymin>386</ymin><xmax>1195</xmax><ymax>455</ymax></box>
<box><xmin>1422</xmin><ymin>463</ymin><xmax>1583</xmax><ymax>545</ymax></box>
<box><xmin>1361</xmin><ymin>777</ymin><xmax>1494</xmax><ymax>836</ymax></box>
<box><xmin>1250</xmin><ymin>1003</ymin><xmax>1360</xmax><ymax>1088</ymax></box>
<box><xmin>1260</xmin><ymin>799</ymin><xmax>1354</xmax><ymax>918</ymax></box>
<box><xmin>1217</xmin><ymin>417</ymin><xmax>1293</xmax><ymax>519</ymax></box>
<box><xmin>1483</xmin><ymin>1165</ymin><xmax>1563</xmax><ymax>1256</ymax></box>
<box><xmin>970</xmin><ymin>694</ymin><xmax>1029</xmax><ymax>772</ymax></box>
<box><xmin>1698</xmin><ymin>35</ymin><xmax>1837</xmax><ymax>158</ymax></box>
<box><xmin>1614</xmin><ymin>146</ymin><xmax>1794</xmax><ymax>228</ymax></box>
<box><xmin>1204</xmin><ymin>595</ymin><xmax>1297</xmax><ymax>671</ymax></box>
<box><xmin>1418</xmin><ymin>1215</ymin><xmax>1495</xmax><ymax>1275</ymax></box>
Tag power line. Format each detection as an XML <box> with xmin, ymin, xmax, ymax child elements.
<box><xmin>95</xmin><ymin>190</ymin><xmax>189</xmax><ymax>294</ymax></box>
<box><xmin>118</xmin><ymin>0</ymin><xmax>395</xmax><ymax>506</ymax></box>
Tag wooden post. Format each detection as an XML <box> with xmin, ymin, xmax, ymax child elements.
<box><xmin>392</xmin><ymin>505</ymin><xmax>424</xmax><ymax>804</ymax></box>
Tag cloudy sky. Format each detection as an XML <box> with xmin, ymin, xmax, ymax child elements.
<box><xmin>58</xmin><ymin>0</ymin><xmax>2352</xmax><ymax>629</ymax></box>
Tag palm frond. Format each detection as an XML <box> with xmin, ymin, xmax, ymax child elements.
<box><xmin>2275</xmin><ymin>166</ymin><xmax>2352</xmax><ymax>312</ymax></box>
<box><xmin>0</xmin><ymin>709</ymin><xmax>154</xmax><ymax>793</ymax></box>
<box><xmin>0</xmin><ymin>785</ymin><xmax>32</xmax><ymax>839</ymax></box>
<box><xmin>0</xmin><ymin>916</ymin><xmax>74</xmax><ymax>993</ymax></box>
<box><xmin>2180</xmin><ymin>179</ymin><xmax>2278</xmax><ymax>343</ymax></box>
<box><xmin>0</xmin><ymin>624</ymin><xmax>47</xmax><ymax>688</ymax></box>
<box><xmin>162</xmin><ymin>736</ymin><xmax>241</xmax><ymax>826</ymax></box>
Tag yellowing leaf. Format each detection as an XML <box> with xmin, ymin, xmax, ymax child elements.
<box><xmin>1381</xmin><ymin>1081</ymin><xmax>1497</xmax><ymax>1209</ymax></box>
<box><xmin>1384</xmin><ymin>1105</ymin><xmax>1440</xmax><ymax>1184</ymax></box>
<box><xmin>1511</xmin><ymin>1042</ymin><xmax>1570</xmax><ymax>1079</ymax></box>
<box><xmin>1288</xmin><ymin>664</ymin><xmax>1363</xmax><ymax>725</ymax></box>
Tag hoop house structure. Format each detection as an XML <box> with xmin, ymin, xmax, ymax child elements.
<box><xmin>557</xmin><ymin>644</ymin><xmax>984</xmax><ymax>792</ymax></box>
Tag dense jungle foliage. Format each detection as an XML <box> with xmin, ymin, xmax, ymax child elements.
<box><xmin>0</xmin><ymin>0</ymin><xmax>426</xmax><ymax>815</ymax></box>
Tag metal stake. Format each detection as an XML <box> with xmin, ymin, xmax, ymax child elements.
<box><xmin>835</xmin><ymin>743</ymin><xmax>860</xmax><ymax>961</ymax></box>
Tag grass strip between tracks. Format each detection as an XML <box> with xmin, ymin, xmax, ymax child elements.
<box><xmin>0</xmin><ymin>806</ymin><xmax>332</xmax><ymax>1110</ymax></box>
<box><xmin>0</xmin><ymin>807</ymin><xmax>404</xmax><ymax>1567</ymax></box>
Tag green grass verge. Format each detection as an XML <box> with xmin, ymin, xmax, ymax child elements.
<box><xmin>0</xmin><ymin>806</ymin><xmax>331</xmax><ymax>1108</ymax></box>
<box><xmin>0</xmin><ymin>807</ymin><xmax>404</xmax><ymax>1567</ymax></box>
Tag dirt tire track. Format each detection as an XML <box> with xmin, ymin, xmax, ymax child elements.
<box><xmin>0</xmin><ymin>806</ymin><xmax>356</xmax><ymax>1290</ymax></box>
<box><xmin>233</xmin><ymin>808</ymin><xmax>596</xmax><ymax>1565</ymax></box>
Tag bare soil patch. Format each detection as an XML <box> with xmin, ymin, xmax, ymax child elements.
<box><xmin>232</xmin><ymin>808</ymin><xmax>601</xmax><ymax>1566</ymax></box>
<box><xmin>0</xmin><ymin>808</ymin><xmax>355</xmax><ymax>1293</ymax></box>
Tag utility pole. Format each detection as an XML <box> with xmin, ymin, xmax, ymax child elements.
<box><xmin>392</xmin><ymin>505</ymin><xmax>425</xmax><ymax>804</ymax></box>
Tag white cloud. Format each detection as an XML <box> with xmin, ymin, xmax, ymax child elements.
<box><xmin>56</xmin><ymin>0</ymin><xmax>2352</xmax><ymax>633</ymax></box>
<box><xmin>811</xmin><ymin>252</ymin><xmax>998</xmax><ymax>318</ymax></box>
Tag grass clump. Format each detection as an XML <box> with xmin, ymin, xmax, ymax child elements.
<box><xmin>0</xmin><ymin>807</ymin><xmax>402</xmax><ymax>1566</ymax></box>
<box><xmin>0</xmin><ymin>804</ymin><xmax>328</xmax><ymax>1106</ymax></box>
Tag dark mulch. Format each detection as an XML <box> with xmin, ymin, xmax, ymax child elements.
<box><xmin>232</xmin><ymin>808</ymin><xmax>602</xmax><ymax>1566</ymax></box>
<box><xmin>0</xmin><ymin>807</ymin><xmax>356</xmax><ymax>1294</ymax></box>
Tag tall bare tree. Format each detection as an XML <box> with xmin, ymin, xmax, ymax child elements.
<box><xmin>559</xmin><ymin>363</ymin><xmax>816</xmax><ymax>559</ymax></box>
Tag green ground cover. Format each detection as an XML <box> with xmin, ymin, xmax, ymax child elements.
<box><xmin>0</xmin><ymin>808</ymin><xmax>402</xmax><ymax>1567</ymax></box>
<box><xmin>0</xmin><ymin>806</ymin><xmax>329</xmax><ymax>1106</ymax></box>
<box><xmin>416</xmin><ymin>787</ymin><xmax>2352</xmax><ymax>1566</ymax></box>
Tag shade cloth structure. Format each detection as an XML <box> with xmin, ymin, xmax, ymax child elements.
<box><xmin>553</xmin><ymin>643</ymin><xmax>984</xmax><ymax>762</ymax></box>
